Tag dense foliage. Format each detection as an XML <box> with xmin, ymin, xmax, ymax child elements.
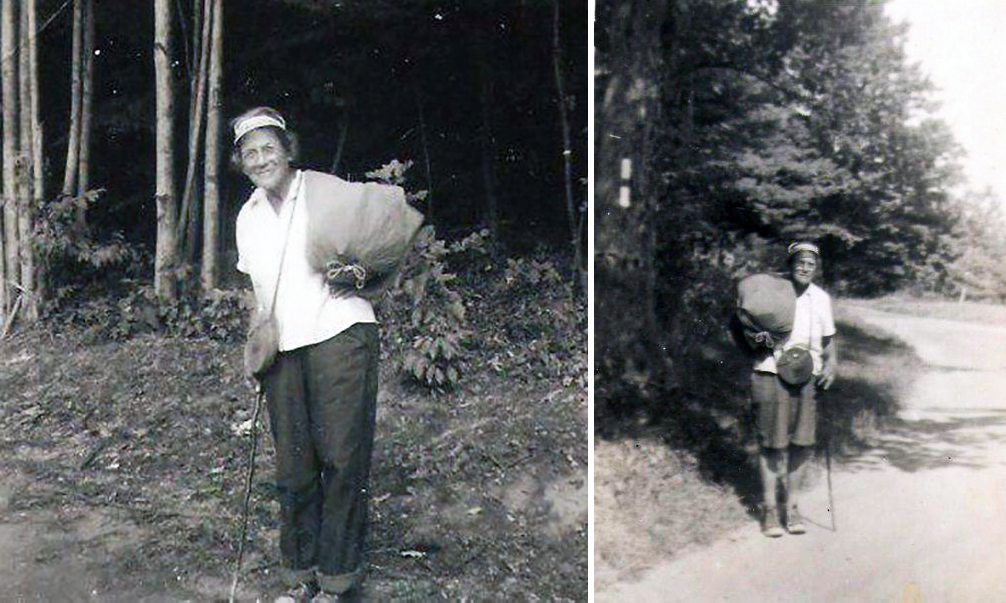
<box><xmin>34</xmin><ymin>0</ymin><xmax>587</xmax><ymax>262</ymax></box>
<box><xmin>596</xmin><ymin>0</ymin><xmax>994</xmax><ymax>408</ymax></box>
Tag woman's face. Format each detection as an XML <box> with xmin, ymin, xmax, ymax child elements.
<box><xmin>238</xmin><ymin>128</ymin><xmax>292</xmax><ymax>196</ymax></box>
<box><xmin>790</xmin><ymin>251</ymin><xmax>818</xmax><ymax>287</ymax></box>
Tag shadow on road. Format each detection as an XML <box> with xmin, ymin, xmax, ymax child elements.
<box><xmin>837</xmin><ymin>410</ymin><xmax>1006</xmax><ymax>473</ymax></box>
<box><xmin>595</xmin><ymin>315</ymin><xmax>942</xmax><ymax>520</ymax></box>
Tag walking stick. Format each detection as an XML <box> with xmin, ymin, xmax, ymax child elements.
<box><xmin>229</xmin><ymin>386</ymin><xmax>265</xmax><ymax>603</ymax></box>
<box><xmin>822</xmin><ymin>382</ymin><xmax>837</xmax><ymax>533</ymax></box>
<box><xmin>825</xmin><ymin>431</ymin><xmax>836</xmax><ymax>532</ymax></box>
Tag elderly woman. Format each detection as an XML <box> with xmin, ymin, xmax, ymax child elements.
<box><xmin>233</xmin><ymin>107</ymin><xmax>378</xmax><ymax>602</ymax></box>
<box><xmin>751</xmin><ymin>242</ymin><xmax>837</xmax><ymax>537</ymax></box>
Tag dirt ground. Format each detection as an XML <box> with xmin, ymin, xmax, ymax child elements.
<box><xmin>0</xmin><ymin>327</ymin><xmax>587</xmax><ymax>601</ymax></box>
<box><xmin>598</xmin><ymin>306</ymin><xmax>1006</xmax><ymax>602</ymax></box>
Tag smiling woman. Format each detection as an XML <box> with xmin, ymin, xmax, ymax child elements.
<box><xmin>231</xmin><ymin>106</ymin><xmax>383</xmax><ymax>602</ymax></box>
<box><xmin>228</xmin><ymin>107</ymin><xmax>300</xmax><ymax>203</ymax></box>
<box><xmin>748</xmin><ymin>242</ymin><xmax>838</xmax><ymax>537</ymax></box>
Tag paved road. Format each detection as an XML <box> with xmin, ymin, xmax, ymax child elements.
<box><xmin>599</xmin><ymin>308</ymin><xmax>1006</xmax><ymax>603</ymax></box>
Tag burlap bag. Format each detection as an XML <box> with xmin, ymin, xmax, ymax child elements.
<box><xmin>303</xmin><ymin>170</ymin><xmax>424</xmax><ymax>289</ymax></box>
<box><xmin>736</xmin><ymin>273</ymin><xmax>796</xmax><ymax>351</ymax></box>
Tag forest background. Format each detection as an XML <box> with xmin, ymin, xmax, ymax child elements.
<box><xmin>596</xmin><ymin>0</ymin><xmax>1006</xmax><ymax>423</ymax></box>
<box><xmin>0</xmin><ymin>0</ymin><xmax>587</xmax><ymax>321</ymax></box>
<box><xmin>0</xmin><ymin>0</ymin><xmax>588</xmax><ymax>600</ymax></box>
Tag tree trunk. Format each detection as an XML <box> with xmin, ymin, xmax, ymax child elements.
<box><xmin>330</xmin><ymin>110</ymin><xmax>349</xmax><ymax>175</ymax></box>
<box><xmin>17</xmin><ymin>0</ymin><xmax>35</xmax><ymax>321</ymax></box>
<box><xmin>414</xmin><ymin>79</ymin><xmax>434</xmax><ymax>224</ymax></box>
<box><xmin>2</xmin><ymin>0</ymin><xmax>20</xmax><ymax>310</ymax></box>
<box><xmin>189</xmin><ymin>0</ymin><xmax>201</xmax><ymax>120</ymax></box>
<box><xmin>201</xmin><ymin>0</ymin><xmax>222</xmax><ymax>292</ymax></box>
<box><xmin>176</xmin><ymin>0</ymin><xmax>213</xmax><ymax>255</ymax></box>
<box><xmin>62</xmin><ymin>0</ymin><xmax>82</xmax><ymax>198</ymax></box>
<box><xmin>154</xmin><ymin>0</ymin><xmax>178</xmax><ymax>300</ymax></box>
<box><xmin>77</xmin><ymin>0</ymin><xmax>94</xmax><ymax>196</ymax></box>
<box><xmin>595</xmin><ymin>0</ymin><xmax>670</xmax><ymax>386</ymax></box>
<box><xmin>27</xmin><ymin>0</ymin><xmax>42</xmax><ymax>308</ymax></box>
<box><xmin>551</xmin><ymin>0</ymin><xmax>582</xmax><ymax>280</ymax></box>
<box><xmin>474</xmin><ymin>38</ymin><xmax>498</xmax><ymax>248</ymax></box>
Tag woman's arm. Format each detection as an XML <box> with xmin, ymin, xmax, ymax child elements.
<box><xmin>818</xmin><ymin>335</ymin><xmax>837</xmax><ymax>389</ymax></box>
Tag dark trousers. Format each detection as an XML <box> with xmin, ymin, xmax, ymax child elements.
<box><xmin>262</xmin><ymin>322</ymin><xmax>379</xmax><ymax>593</ymax></box>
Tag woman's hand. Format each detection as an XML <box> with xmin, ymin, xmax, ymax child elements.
<box><xmin>328</xmin><ymin>268</ymin><xmax>399</xmax><ymax>302</ymax></box>
<box><xmin>817</xmin><ymin>336</ymin><xmax>838</xmax><ymax>390</ymax></box>
<box><xmin>753</xmin><ymin>331</ymin><xmax>775</xmax><ymax>349</ymax></box>
<box><xmin>817</xmin><ymin>359</ymin><xmax>836</xmax><ymax>390</ymax></box>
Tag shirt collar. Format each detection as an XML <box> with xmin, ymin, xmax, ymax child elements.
<box><xmin>249</xmin><ymin>169</ymin><xmax>303</xmax><ymax>209</ymax></box>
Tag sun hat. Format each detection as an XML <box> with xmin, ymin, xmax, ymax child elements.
<box><xmin>787</xmin><ymin>242</ymin><xmax>819</xmax><ymax>258</ymax></box>
<box><xmin>233</xmin><ymin>113</ymin><xmax>286</xmax><ymax>144</ymax></box>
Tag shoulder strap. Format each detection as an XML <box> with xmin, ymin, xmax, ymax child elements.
<box><xmin>266</xmin><ymin>188</ymin><xmax>298</xmax><ymax>318</ymax></box>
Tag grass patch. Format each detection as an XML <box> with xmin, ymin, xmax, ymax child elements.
<box><xmin>594</xmin><ymin>300</ymin><xmax>923</xmax><ymax>590</ymax></box>
<box><xmin>823</xmin><ymin>307</ymin><xmax>924</xmax><ymax>453</ymax></box>
<box><xmin>844</xmin><ymin>295</ymin><xmax>1006</xmax><ymax>327</ymax></box>
<box><xmin>593</xmin><ymin>436</ymin><xmax>750</xmax><ymax>591</ymax></box>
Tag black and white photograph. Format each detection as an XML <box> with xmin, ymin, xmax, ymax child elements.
<box><xmin>594</xmin><ymin>0</ymin><xmax>1006</xmax><ymax>600</ymax></box>
<box><xmin>0</xmin><ymin>1</ymin><xmax>588</xmax><ymax>600</ymax></box>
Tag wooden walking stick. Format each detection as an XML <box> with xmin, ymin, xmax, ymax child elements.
<box><xmin>825</xmin><ymin>429</ymin><xmax>836</xmax><ymax>532</ymax></box>
<box><xmin>821</xmin><ymin>384</ymin><xmax>837</xmax><ymax>533</ymax></box>
<box><xmin>229</xmin><ymin>386</ymin><xmax>265</xmax><ymax>603</ymax></box>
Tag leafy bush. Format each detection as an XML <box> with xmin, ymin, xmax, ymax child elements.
<box><xmin>365</xmin><ymin>158</ymin><xmax>486</xmax><ymax>390</ymax></box>
<box><xmin>465</xmin><ymin>254</ymin><xmax>586</xmax><ymax>388</ymax></box>
<box><xmin>381</xmin><ymin>227</ymin><xmax>489</xmax><ymax>389</ymax></box>
<box><xmin>35</xmin><ymin>190</ymin><xmax>145</xmax><ymax>310</ymax></box>
<box><xmin>367</xmin><ymin>158</ymin><xmax>585</xmax><ymax>390</ymax></box>
<box><xmin>54</xmin><ymin>280</ymin><xmax>250</xmax><ymax>344</ymax></box>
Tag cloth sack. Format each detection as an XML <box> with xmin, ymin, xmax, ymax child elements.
<box><xmin>244</xmin><ymin>310</ymin><xmax>280</xmax><ymax>379</ymax></box>
<box><xmin>303</xmin><ymin>170</ymin><xmax>424</xmax><ymax>289</ymax></box>
<box><xmin>776</xmin><ymin>346</ymin><xmax>814</xmax><ymax>385</ymax></box>
<box><xmin>736</xmin><ymin>273</ymin><xmax>796</xmax><ymax>350</ymax></box>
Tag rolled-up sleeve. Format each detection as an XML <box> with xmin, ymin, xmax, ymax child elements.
<box><xmin>820</xmin><ymin>293</ymin><xmax>836</xmax><ymax>337</ymax></box>
<box><xmin>235</xmin><ymin>206</ymin><xmax>250</xmax><ymax>274</ymax></box>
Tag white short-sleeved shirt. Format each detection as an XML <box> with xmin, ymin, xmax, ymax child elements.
<box><xmin>236</xmin><ymin>170</ymin><xmax>376</xmax><ymax>352</ymax></box>
<box><xmin>753</xmin><ymin>282</ymin><xmax>835</xmax><ymax>375</ymax></box>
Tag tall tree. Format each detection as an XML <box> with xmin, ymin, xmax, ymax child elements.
<box><xmin>201</xmin><ymin>0</ymin><xmax>223</xmax><ymax>292</ymax></box>
<box><xmin>595</xmin><ymin>0</ymin><xmax>669</xmax><ymax>388</ymax></box>
<box><xmin>412</xmin><ymin>80</ymin><xmax>433</xmax><ymax>223</ymax></box>
<box><xmin>17</xmin><ymin>0</ymin><xmax>35</xmax><ymax>320</ymax></box>
<box><xmin>77</xmin><ymin>0</ymin><xmax>95</xmax><ymax>198</ymax></box>
<box><xmin>473</xmin><ymin>31</ymin><xmax>499</xmax><ymax>248</ymax></box>
<box><xmin>62</xmin><ymin>0</ymin><xmax>82</xmax><ymax>198</ymax></box>
<box><xmin>178</xmin><ymin>0</ymin><xmax>213</xmax><ymax>259</ymax></box>
<box><xmin>1</xmin><ymin>0</ymin><xmax>20</xmax><ymax>315</ymax></box>
<box><xmin>551</xmin><ymin>0</ymin><xmax>581</xmax><ymax>278</ymax></box>
<box><xmin>26</xmin><ymin>0</ymin><xmax>41</xmax><ymax>308</ymax></box>
<box><xmin>154</xmin><ymin>0</ymin><xmax>178</xmax><ymax>299</ymax></box>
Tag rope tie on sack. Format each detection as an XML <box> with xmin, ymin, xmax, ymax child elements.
<box><xmin>753</xmin><ymin>331</ymin><xmax>776</xmax><ymax>349</ymax></box>
<box><xmin>326</xmin><ymin>260</ymin><xmax>367</xmax><ymax>290</ymax></box>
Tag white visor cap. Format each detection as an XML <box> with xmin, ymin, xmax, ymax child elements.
<box><xmin>233</xmin><ymin>114</ymin><xmax>286</xmax><ymax>144</ymax></box>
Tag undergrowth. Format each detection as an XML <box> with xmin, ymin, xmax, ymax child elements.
<box><xmin>37</xmin><ymin>238</ymin><xmax>585</xmax><ymax>393</ymax></box>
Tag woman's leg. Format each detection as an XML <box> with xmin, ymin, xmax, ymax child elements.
<box><xmin>784</xmin><ymin>444</ymin><xmax>812</xmax><ymax>532</ymax></box>
<box><xmin>304</xmin><ymin>323</ymin><xmax>380</xmax><ymax>595</ymax></box>
<box><xmin>785</xmin><ymin>380</ymin><xmax>818</xmax><ymax>532</ymax></box>
<box><xmin>759</xmin><ymin>447</ymin><xmax>786</xmax><ymax>536</ymax></box>
<box><xmin>263</xmin><ymin>350</ymin><xmax>322</xmax><ymax>587</ymax></box>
